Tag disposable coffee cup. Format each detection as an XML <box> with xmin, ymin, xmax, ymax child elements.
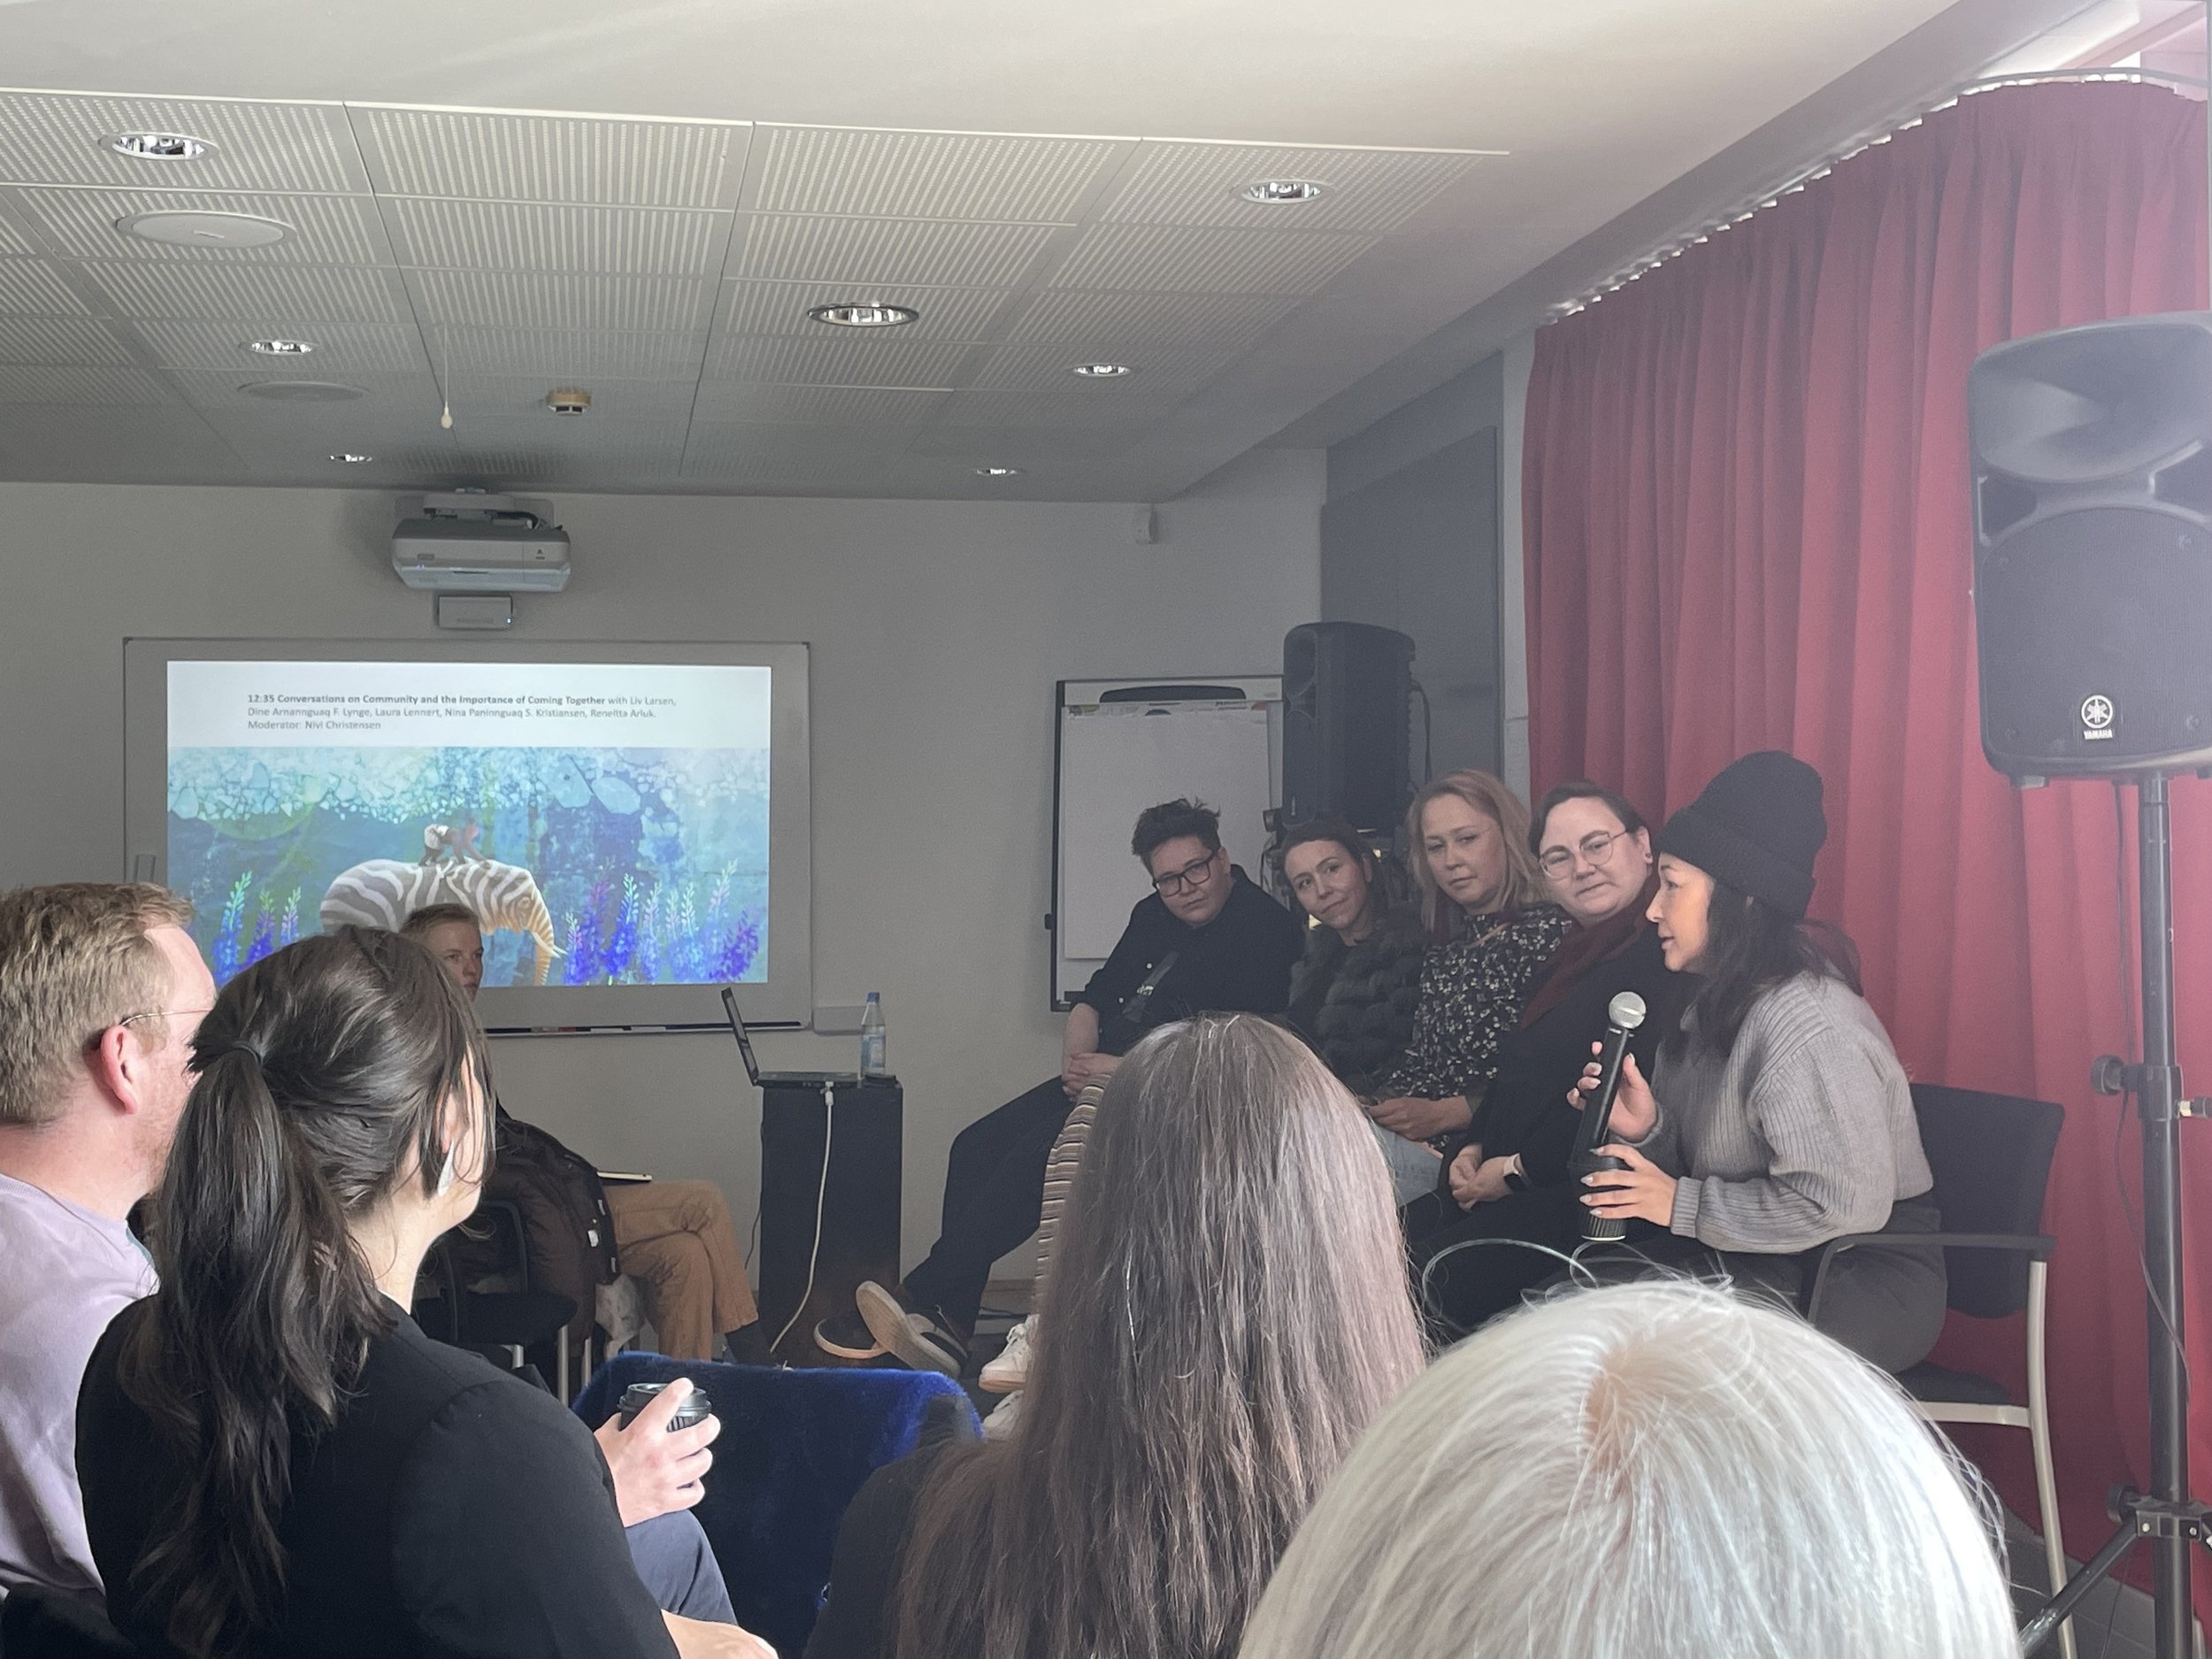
<box><xmin>617</xmin><ymin>1380</ymin><xmax>712</xmax><ymax>1432</ymax></box>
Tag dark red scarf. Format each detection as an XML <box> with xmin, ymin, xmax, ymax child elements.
<box><xmin>1517</xmin><ymin>871</ymin><xmax>1661</xmax><ymax>1029</ymax></box>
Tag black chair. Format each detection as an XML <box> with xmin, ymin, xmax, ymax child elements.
<box><xmin>0</xmin><ymin>1585</ymin><xmax>138</xmax><ymax>1658</ymax></box>
<box><xmin>1804</xmin><ymin>1081</ymin><xmax>2069</xmax><ymax>1659</ymax></box>
<box><xmin>417</xmin><ymin>1198</ymin><xmax>578</xmax><ymax>1394</ymax></box>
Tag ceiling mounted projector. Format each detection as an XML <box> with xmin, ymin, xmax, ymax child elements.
<box><xmin>392</xmin><ymin>490</ymin><xmax>571</xmax><ymax>593</ymax></box>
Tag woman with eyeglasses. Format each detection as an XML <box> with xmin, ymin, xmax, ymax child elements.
<box><xmin>1363</xmin><ymin>772</ymin><xmax>1573</xmax><ymax>1195</ymax></box>
<box><xmin>1401</xmin><ymin>781</ymin><xmax>1691</xmax><ymax>1336</ymax></box>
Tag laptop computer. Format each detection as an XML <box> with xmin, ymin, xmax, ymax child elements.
<box><xmin>721</xmin><ymin>985</ymin><xmax>857</xmax><ymax>1087</ymax></box>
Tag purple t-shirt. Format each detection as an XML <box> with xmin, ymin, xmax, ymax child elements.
<box><xmin>0</xmin><ymin>1171</ymin><xmax>156</xmax><ymax>1604</ymax></box>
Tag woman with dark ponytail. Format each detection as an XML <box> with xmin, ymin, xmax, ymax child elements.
<box><xmin>75</xmin><ymin>928</ymin><xmax>771</xmax><ymax>1659</ymax></box>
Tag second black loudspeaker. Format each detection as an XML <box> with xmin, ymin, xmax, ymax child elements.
<box><xmin>1282</xmin><ymin>621</ymin><xmax>1415</xmax><ymax>832</ymax></box>
<box><xmin>1969</xmin><ymin>311</ymin><xmax>2212</xmax><ymax>779</ymax></box>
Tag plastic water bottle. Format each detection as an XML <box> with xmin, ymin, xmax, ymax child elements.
<box><xmin>859</xmin><ymin>992</ymin><xmax>888</xmax><ymax>1078</ymax></box>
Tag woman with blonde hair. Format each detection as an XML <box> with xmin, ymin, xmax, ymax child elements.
<box><xmin>1237</xmin><ymin>1280</ymin><xmax>2019</xmax><ymax>1659</ymax></box>
<box><xmin>803</xmin><ymin>1015</ymin><xmax>1426</xmax><ymax>1659</ymax></box>
<box><xmin>1364</xmin><ymin>771</ymin><xmax>1573</xmax><ymax>1193</ymax></box>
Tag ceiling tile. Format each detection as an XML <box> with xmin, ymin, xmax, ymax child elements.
<box><xmin>1047</xmin><ymin>221</ymin><xmax>1374</xmax><ymax>294</ymax></box>
<box><xmin>706</xmin><ymin>332</ymin><xmax>973</xmax><ymax>385</ymax></box>
<box><xmin>681</xmin><ymin>426</ymin><xmax>906</xmax><ymax>488</ymax></box>
<box><xmin>938</xmin><ymin>386</ymin><xmax>1186</xmax><ymax>427</ymax></box>
<box><xmin>0</xmin><ymin>213</ymin><xmax>34</xmax><ymax>257</ymax></box>
<box><xmin>0</xmin><ymin>314</ymin><xmax>132</xmax><ymax>365</ymax></box>
<box><xmin>0</xmin><ymin>258</ymin><xmax>89</xmax><ymax>314</ymax></box>
<box><xmin>385</xmin><ymin>197</ymin><xmax>725</xmax><ymax>277</ymax></box>
<box><xmin>437</xmin><ymin>328</ymin><xmax>703</xmax><ymax>380</ymax></box>
<box><xmin>412</xmin><ymin>268</ymin><xmax>712</xmax><ymax>332</ymax></box>
<box><xmin>752</xmin><ymin>127</ymin><xmax>1121</xmax><ymax>221</ymax></box>
<box><xmin>729</xmin><ymin>214</ymin><xmax>1058</xmax><ymax>288</ymax></box>
<box><xmin>77</xmin><ymin>260</ymin><xmax>412</xmax><ymax>323</ymax></box>
<box><xmin>0</xmin><ymin>363</ymin><xmax>177</xmax><ymax>403</ymax></box>
<box><xmin>1005</xmin><ymin>287</ymin><xmax>1300</xmax><ymax>347</ymax></box>
<box><xmin>166</xmin><ymin>368</ymin><xmax>439</xmax><ymax>413</ymax></box>
<box><xmin>0</xmin><ymin>93</ymin><xmax>367</xmax><ymax>193</ymax></box>
<box><xmin>719</xmin><ymin>279</ymin><xmax>1012</xmax><ymax>342</ymax></box>
<box><xmin>13</xmin><ymin>188</ymin><xmax>388</xmax><ymax>265</ymax></box>
<box><xmin>0</xmin><ymin>403</ymin><xmax>242</xmax><ymax>480</ymax></box>
<box><xmin>966</xmin><ymin>341</ymin><xmax>1245</xmax><ymax>398</ymax></box>
<box><xmin>691</xmin><ymin>383</ymin><xmax>950</xmax><ymax>424</ymax></box>
<box><xmin>128</xmin><ymin>318</ymin><xmax>429</xmax><ymax>372</ymax></box>
<box><xmin>1099</xmin><ymin>142</ymin><xmax>1487</xmax><ymax>232</ymax></box>
<box><xmin>351</xmin><ymin>107</ymin><xmax>740</xmax><ymax>208</ymax></box>
<box><xmin>907</xmin><ymin>424</ymin><xmax>1141</xmax><ymax>464</ymax></box>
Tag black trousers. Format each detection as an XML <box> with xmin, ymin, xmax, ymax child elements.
<box><xmin>901</xmin><ymin>1076</ymin><xmax>1071</xmax><ymax>1334</ymax></box>
<box><xmin>1403</xmin><ymin>1186</ymin><xmax>1586</xmax><ymax>1341</ymax></box>
<box><xmin>1567</xmin><ymin>1193</ymin><xmax>1947</xmax><ymax>1373</ymax></box>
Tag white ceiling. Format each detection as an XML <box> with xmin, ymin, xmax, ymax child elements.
<box><xmin>0</xmin><ymin>0</ymin><xmax>2089</xmax><ymax>500</ymax></box>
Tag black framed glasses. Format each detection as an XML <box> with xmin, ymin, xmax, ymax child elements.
<box><xmin>1153</xmin><ymin>852</ymin><xmax>1219</xmax><ymax>895</ymax></box>
<box><xmin>1539</xmin><ymin>830</ymin><xmax>1623</xmax><ymax>876</ymax></box>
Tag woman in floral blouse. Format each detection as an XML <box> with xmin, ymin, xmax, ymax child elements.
<box><xmin>1365</xmin><ymin>771</ymin><xmax>1573</xmax><ymax>1194</ymax></box>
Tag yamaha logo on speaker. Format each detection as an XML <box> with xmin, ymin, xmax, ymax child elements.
<box><xmin>2082</xmin><ymin>694</ymin><xmax>2116</xmax><ymax>740</ymax></box>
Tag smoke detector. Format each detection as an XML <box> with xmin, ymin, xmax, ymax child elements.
<box><xmin>547</xmin><ymin>388</ymin><xmax>592</xmax><ymax>416</ymax></box>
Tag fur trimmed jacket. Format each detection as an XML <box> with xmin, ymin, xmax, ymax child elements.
<box><xmin>1285</xmin><ymin>909</ymin><xmax>1429</xmax><ymax>1098</ymax></box>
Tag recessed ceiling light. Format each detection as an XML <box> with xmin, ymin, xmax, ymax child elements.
<box><xmin>118</xmin><ymin>210</ymin><xmax>291</xmax><ymax>250</ymax></box>
<box><xmin>1243</xmin><ymin>178</ymin><xmax>1326</xmax><ymax>205</ymax></box>
<box><xmin>974</xmin><ymin>465</ymin><xmax>1025</xmax><ymax>477</ymax></box>
<box><xmin>1071</xmin><ymin>363</ymin><xmax>1133</xmax><ymax>379</ymax></box>
<box><xmin>247</xmin><ymin>338</ymin><xmax>316</xmax><ymax>357</ymax></box>
<box><xmin>807</xmin><ymin>303</ymin><xmax>918</xmax><ymax>328</ymax></box>
<box><xmin>330</xmin><ymin>453</ymin><xmax>375</xmax><ymax>465</ymax></box>
<box><xmin>240</xmin><ymin>380</ymin><xmax>365</xmax><ymax>403</ymax></box>
<box><xmin>103</xmin><ymin>130</ymin><xmax>217</xmax><ymax>162</ymax></box>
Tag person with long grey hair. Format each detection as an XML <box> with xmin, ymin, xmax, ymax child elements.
<box><xmin>803</xmin><ymin>1014</ymin><xmax>1428</xmax><ymax>1659</ymax></box>
<box><xmin>1236</xmin><ymin>1279</ymin><xmax>2020</xmax><ymax>1659</ymax></box>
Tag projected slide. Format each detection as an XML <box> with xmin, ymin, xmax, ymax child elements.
<box><xmin>165</xmin><ymin>660</ymin><xmax>770</xmax><ymax>990</ymax></box>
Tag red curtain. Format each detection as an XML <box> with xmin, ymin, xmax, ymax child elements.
<box><xmin>1525</xmin><ymin>80</ymin><xmax>2212</xmax><ymax>1587</ymax></box>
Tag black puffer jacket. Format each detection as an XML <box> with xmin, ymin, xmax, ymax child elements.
<box><xmin>1286</xmin><ymin>908</ymin><xmax>1429</xmax><ymax>1098</ymax></box>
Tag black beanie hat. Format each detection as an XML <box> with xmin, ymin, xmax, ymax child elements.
<box><xmin>1654</xmin><ymin>751</ymin><xmax>1827</xmax><ymax>920</ymax></box>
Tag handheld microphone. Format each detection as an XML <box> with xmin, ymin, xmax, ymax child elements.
<box><xmin>1568</xmin><ymin>990</ymin><xmax>1648</xmax><ymax>1244</ymax></box>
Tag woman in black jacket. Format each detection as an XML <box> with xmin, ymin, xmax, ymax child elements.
<box><xmin>1278</xmin><ymin>819</ymin><xmax>1431</xmax><ymax>1195</ymax></box>
<box><xmin>1403</xmin><ymin>781</ymin><xmax>1689</xmax><ymax>1337</ymax></box>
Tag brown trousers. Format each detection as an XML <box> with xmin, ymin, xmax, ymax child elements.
<box><xmin>604</xmin><ymin>1179</ymin><xmax>758</xmax><ymax>1362</ymax></box>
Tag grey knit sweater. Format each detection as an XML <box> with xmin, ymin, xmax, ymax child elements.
<box><xmin>1638</xmin><ymin>971</ymin><xmax>1932</xmax><ymax>1253</ymax></box>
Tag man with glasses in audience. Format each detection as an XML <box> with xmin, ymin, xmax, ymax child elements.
<box><xmin>0</xmin><ymin>884</ymin><xmax>210</xmax><ymax>1609</ymax></box>
<box><xmin>817</xmin><ymin>797</ymin><xmax>1303</xmax><ymax>1375</ymax></box>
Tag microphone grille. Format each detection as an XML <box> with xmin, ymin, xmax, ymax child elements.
<box><xmin>1609</xmin><ymin>991</ymin><xmax>1648</xmax><ymax>1030</ymax></box>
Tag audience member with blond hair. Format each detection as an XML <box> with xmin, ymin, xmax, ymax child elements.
<box><xmin>1237</xmin><ymin>1280</ymin><xmax>2019</xmax><ymax>1659</ymax></box>
<box><xmin>0</xmin><ymin>883</ymin><xmax>207</xmax><ymax>1609</ymax></box>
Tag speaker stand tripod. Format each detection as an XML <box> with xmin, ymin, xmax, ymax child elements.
<box><xmin>2021</xmin><ymin>772</ymin><xmax>2210</xmax><ymax>1657</ymax></box>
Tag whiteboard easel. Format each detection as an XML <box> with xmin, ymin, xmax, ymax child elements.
<box><xmin>1049</xmin><ymin>676</ymin><xmax>1283</xmax><ymax>1010</ymax></box>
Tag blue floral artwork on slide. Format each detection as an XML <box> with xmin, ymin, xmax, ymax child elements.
<box><xmin>166</xmin><ymin>744</ymin><xmax>768</xmax><ymax>988</ymax></box>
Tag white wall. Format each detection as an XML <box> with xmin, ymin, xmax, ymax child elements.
<box><xmin>0</xmin><ymin>449</ymin><xmax>1324</xmax><ymax>1280</ymax></box>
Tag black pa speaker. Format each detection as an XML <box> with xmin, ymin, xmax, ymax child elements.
<box><xmin>1969</xmin><ymin>312</ymin><xmax>2212</xmax><ymax>779</ymax></box>
<box><xmin>1282</xmin><ymin>622</ymin><xmax>1415</xmax><ymax>832</ymax></box>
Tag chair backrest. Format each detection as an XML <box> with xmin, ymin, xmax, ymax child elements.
<box><xmin>1909</xmin><ymin>1082</ymin><xmax>2063</xmax><ymax>1319</ymax></box>
<box><xmin>573</xmin><ymin>1355</ymin><xmax>979</xmax><ymax>1656</ymax></box>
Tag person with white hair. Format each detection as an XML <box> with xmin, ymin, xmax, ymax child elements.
<box><xmin>1236</xmin><ymin>1279</ymin><xmax>2019</xmax><ymax>1659</ymax></box>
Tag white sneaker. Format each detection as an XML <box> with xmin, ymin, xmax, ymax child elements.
<box><xmin>979</xmin><ymin>1318</ymin><xmax>1032</xmax><ymax>1394</ymax></box>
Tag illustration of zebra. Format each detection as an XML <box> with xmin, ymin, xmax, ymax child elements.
<box><xmin>320</xmin><ymin>857</ymin><xmax>563</xmax><ymax>985</ymax></box>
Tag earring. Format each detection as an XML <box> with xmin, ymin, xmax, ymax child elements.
<box><xmin>434</xmin><ymin>1141</ymin><xmax>458</xmax><ymax>1196</ymax></box>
